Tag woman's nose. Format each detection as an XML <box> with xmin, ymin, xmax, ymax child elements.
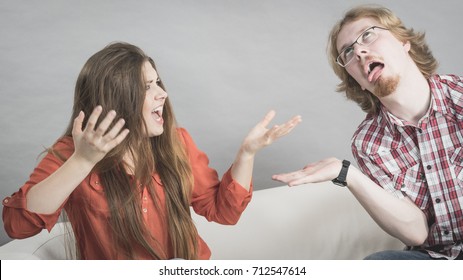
<box><xmin>155</xmin><ymin>88</ymin><xmax>168</xmax><ymax>100</ymax></box>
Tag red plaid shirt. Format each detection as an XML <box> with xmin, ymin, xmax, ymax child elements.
<box><xmin>352</xmin><ymin>74</ymin><xmax>463</xmax><ymax>259</ymax></box>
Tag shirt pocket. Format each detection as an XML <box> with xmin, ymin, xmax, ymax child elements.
<box><xmin>71</xmin><ymin>173</ymin><xmax>110</xmax><ymax>217</ymax></box>
<box><xmin>393</xmin><ymin>163</ymin><xmax>429</xmax><ymax>210</ymax></box>
<box><xmin>370</xmin><ymin>147</ymin><xmax>428</xmax><ymax>209</ymax></box>
<box><xmin>448</xmin><ymin>146</ymin><xmax>463</xmax><ymax>183</ymax></box>
<box><xmin>88</xmin><ymin>173</ymin><xmax>105</xmax><ymax>192</ymax></box>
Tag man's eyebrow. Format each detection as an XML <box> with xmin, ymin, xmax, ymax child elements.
<box><xmin>338</xmin><ymin>26</ymin><xmax>370</xmax><ymax>52</ymax></box>
<box><xmin>339</xmin><ymin>41</ymin><xmax>353</xmax><ymax>53</ymax></box>
<box><xmin>339</xmin><ymin>32</ymin><xmax>359</xmax><ymax>53</ymax></box>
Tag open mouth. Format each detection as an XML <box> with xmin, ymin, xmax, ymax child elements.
<box><xmin>367</xmin><ymin>61</ymin><xmax>384</xmax><ymax>83</ymax></box>
<box><xmin>368</xmin><ymin>62</ymin><xmax>384</xmax><ymax>74</ymax></box>
<box><xmin>152</xmin><ymin>106</ymin><xmax>163</xmax><ymax>121</ymax></box>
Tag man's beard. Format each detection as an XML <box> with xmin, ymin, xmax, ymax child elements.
<box><xmin>374</xmin><ymin>75</ymin><xmax>399</xmax><ymax>98</ymax></box>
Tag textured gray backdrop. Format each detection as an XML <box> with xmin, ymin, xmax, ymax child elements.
<box><xmin>1</xmin><ymin>0</ymin><xmax>462</xmax><ymax>245</ymax></box>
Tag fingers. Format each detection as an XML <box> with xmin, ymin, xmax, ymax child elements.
<box><xmin>94</xmin><ymin>110</ymin><xmax>117</xmax><ymax>137</ymax></box>
<box><xmin>267</xmin><ymin>114</ymin><xmax>302</xmax><ymax>140</ymax></box>
<box><xmin>84</xmin><ymin>106</ymin><xmax>125</xmax><ymax>137</ymax></box>
<box><xmin>273</xmin><ymin>158</ymin><xmax>342</xmax><ymax>186</ymax></box>
<box><xmin>272</xmin><ymin>170</ymin><xmax>311</xmax><ymax>186</ymax></box>
<box><xmin>281</xmin><ymin>115</ymin><xmax>302</xmax><ymax>131</ymax></box>
<box><xmin>259</xmin><ymin>110</ymin><xmax>301</xmax><ymax>131</ymax></box>
<box><xmin>85</xmin><ymin>106</ymin><xmax>103</xmax><ymax>132</ymax></box>
<box><xmin>259</xmin><ymin>110</ymin><xmax>276</xmax><ymax>127</ymax></box>
<box><xmin>72</xmin><ymin>111</ymin><xmax>85</xmax><ymax>137</ymax></box>
<box><xmin>272</xmin><ymin>172</ymin><xmax>319</xmax><ymax>187</ymax></box>
<box><xmin>103</xmin><ymin>118</ymin><xmax>126</xmax><ymax>140</ymax></box>
<box><xmin>241</xmin><ymin>111</ymin><xmax>302</xmax><ymax>154</ymax></box>
<box><xmin>276</xmin><ymin>115</ymin><xmax>302</xmax><ymax>130</ymax></box>
<box><xmin>71</xmin><ymin>106</ymin><xmax>130</xmax><ymax>166</ymax></box>
<box><xmin>103</xmin><ymin>118</ymin><xmax>130</xmax><ymax>150</ymax></box>
<box><xmin>272</xmin><ymin>176</ymin><xmax>304</xmax><ymax>187</ymax></box>
<box><xmin>81</xmin><ymin>106</ymin><xmax>129</xmax><ymax>150</ymax></box>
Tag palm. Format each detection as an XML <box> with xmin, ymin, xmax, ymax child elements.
<box><xmin>241</xmin><ymin>110</ymin><xmax>301</xmax><ymax>154</ymax></box>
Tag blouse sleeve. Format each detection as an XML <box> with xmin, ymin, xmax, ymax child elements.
<box><xmin>2</xmin><ymin>137</ymin><xmax>73</xmax><ymax>238</ymax></box>
<box><xmin>178</xmin><ymin>128</ymin><xmax>253</xmax><ymax>225</ymax></box>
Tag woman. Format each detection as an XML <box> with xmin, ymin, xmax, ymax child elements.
<box><xmin>2</xmin><ymin>42</ymin><xmax>301</xmax><ymax>259</ymax></box>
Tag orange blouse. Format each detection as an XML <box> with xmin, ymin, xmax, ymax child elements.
<box><xmin>2</xmin><ymin>128</ymin><xmax>252</xmax><ymax>259</ymax></box>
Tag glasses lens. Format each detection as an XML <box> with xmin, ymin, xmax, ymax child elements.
<box><xmin>337</xmin><ymin>49</ymin><xmax>351</xmax><ymax>67</ymax></box>
<box><xmin>336</xmin><ymin>54</ymin><xmax>345</xmax><ymax>67</ymax></box>
<box><xmin>360</xmin><ymin>29</ymin><xmax>378</xmax><ymax>46</ymax></box>
<box><xmin>337</xmin><ymin>27</ymin><xmax>382</xmax><ymax>67</ymax></box>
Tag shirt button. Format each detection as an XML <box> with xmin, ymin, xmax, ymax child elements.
<box><xmin>3</xmin><ymin>198</ymin><xmax>9</xmax><ymax>204</ymax></box>
<box><xmin>435</xmin><ymin>198</ymin><xmax>441</xmax><ymax>203</ymax></box>
<box><xmin>142</xmin><ymin>208</ymin><xmax>147</xmax><ymax>213</ymax></box>
<box><xmin>417</xmin><ymin>128</ymin><xmax>422</xmax><ymax>133</ymax></box>
<box><xmin>400</xmin><ymin>184</ymin><xmax>407</xmax><ymax>191</ymax></box>
<box><xmin>143</xmin><ymin>196</ymin><xmax>148</xmax><ymax>201</ymax></box>
<box><xmin>444</xmin><ymin>230</ymin><xmax>450</xmax><ymax>235</ymax></box>
<box><xmin>426</xmin><ymin>165</ymin><xmax>432</xmax><ymax>170</ymax></box>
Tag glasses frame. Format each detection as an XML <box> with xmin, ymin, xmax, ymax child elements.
<box><xmin>336</xmin><ymin>26</ymin><xmax>389</xmax><ymax>67</ymax></box>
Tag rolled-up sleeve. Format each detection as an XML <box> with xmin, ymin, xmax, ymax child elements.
<box><xmin>2</xmin><ymin>138</ymin><xmax>72</xmax><ymax>238</ymax></box>
<box><xmin>179</xmin><ymin>128</ymin><xmax>252</xmax><ymax>225</ymax></box>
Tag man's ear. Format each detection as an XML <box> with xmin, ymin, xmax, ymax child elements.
<box><xmin>403</xmin><ymin>41</ymin><xmax>411</xmax><ymax>52</ymax></box>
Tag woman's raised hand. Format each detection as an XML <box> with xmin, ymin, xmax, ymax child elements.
<box><xmin>72</xmin><ymin>106</ymin><xmax>129</xmax><ymax>166</ymax></box>
<box><xmin>240</xmin><ymin>110</ymin><xmax>302</xmax><ymax>155</ymax></box>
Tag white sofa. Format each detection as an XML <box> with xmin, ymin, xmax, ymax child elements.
<box><xmin>0</xmin><ymin>182</ymin><xmax>404</xmax><ymax>260</ymax></box>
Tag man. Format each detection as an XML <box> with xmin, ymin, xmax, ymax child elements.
<box><xmin>273</xmin><ymin>4</ymin><xmax>463</xmax><ymax>260</ymax></box>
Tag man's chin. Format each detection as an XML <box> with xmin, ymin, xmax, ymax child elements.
<box><xmin>374</xmin><ymin>76</ymin><xmax>399</xmax><ymax>98</ymax></box>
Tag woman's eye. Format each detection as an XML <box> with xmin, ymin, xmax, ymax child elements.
<box><xmin>156</xmin><ymin>79</ymin><xmax>161</xmax><ymax>86</ymax></box>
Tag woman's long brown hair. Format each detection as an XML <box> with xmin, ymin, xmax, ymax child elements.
<box><xmin>61</xmin><ymin>42</ymin><xmax>198</xmax><ymax>259</ymax></box>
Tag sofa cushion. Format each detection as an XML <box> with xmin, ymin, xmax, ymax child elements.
<box><xmin>0</xmin><ymin>182</ymin><xmax>404</xmax><ymax>259</ymax></box>
<box><xmin>193</xmin><ymin>182</ymin><xmax>404</xmax><ymax>259</ymax></box>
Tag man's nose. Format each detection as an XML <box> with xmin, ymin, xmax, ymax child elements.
<box><xmin>354</xmin><ymin>44</ymin><xmax>369</xmax><ymax>61</ymax></box>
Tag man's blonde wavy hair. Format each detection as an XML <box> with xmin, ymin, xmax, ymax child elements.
<box><xmin>327</xmin><ymin>4</ymin><xmax>438</xmax><ymax>114</ymax></box>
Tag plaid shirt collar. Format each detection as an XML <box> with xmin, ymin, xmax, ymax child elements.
<box><xmin>379</xmin><ymin>77</ymin><xmax>457</xmax><ymax>135</ymax></box>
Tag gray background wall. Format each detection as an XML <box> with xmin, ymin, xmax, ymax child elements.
<box><xmin>1</xmin><ymin>0</ymin><xmax>462</xmax><ymax>245</ymax></box>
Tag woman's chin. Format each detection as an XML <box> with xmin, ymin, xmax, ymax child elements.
<box><xmin>147</xmin><ymin>128</ymin><xmax>164</xmax><ymax>137</ymax></box>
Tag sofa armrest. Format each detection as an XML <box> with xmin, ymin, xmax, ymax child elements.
<box><xmin>0</xmin><ymin>222</ymin><xmax>70</xmax><ymax>260</ymax></box>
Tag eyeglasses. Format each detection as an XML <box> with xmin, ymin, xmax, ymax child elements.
<box><xmin>336</xmin><ymin>26</ymin><xmax>389</xmax><ymax>67</ymax></box>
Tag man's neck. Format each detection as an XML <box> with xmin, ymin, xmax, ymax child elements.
<box><xmin>379</xmin><ymin>71</ymin><xmax>431</xmax><ymax>126</ymax></box>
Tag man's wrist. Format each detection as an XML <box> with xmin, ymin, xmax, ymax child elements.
<box><xmin>332</xmin><ymin>159</ymin><xmax>350</xmax><ymax>187</ymax></box>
